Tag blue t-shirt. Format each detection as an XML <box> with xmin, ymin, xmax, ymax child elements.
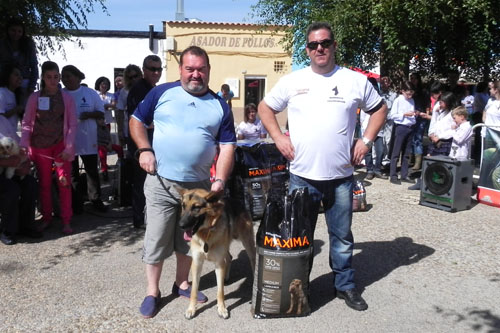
<box><xmin>132</xmin><ymin>81</ymin><xmax>236</xmax><ymax>181</ymax></box>
<box><xmin>217</xmin><ymin>90</ymin><xmax>234</xmax><ymax>102</ymax></box>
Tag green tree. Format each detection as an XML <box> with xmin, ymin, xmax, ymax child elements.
<box><xmin>0</xmin><ymin>0</ymin><xmax>107</xmax><ymax>56</ymax></box>
<box><xmin>251</xmin><ymin>0</ymin><xmax>499</xmax><ymax>82</ymax></box>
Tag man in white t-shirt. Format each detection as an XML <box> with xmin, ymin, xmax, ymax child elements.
<box><xmin>258</xmin><ymin>22</ymin><xmax>387</xmax><ymax>311</ymax></box>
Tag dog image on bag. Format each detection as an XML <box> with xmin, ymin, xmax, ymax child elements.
<box><xmin>0</xmin><ymin>136</ymin><xmax>21</xmax><ymax>179</ymax></box>
<box><xmin>286</xmin><ymin>278</ymin><xmax>309</xmax><ymax>315</ymax></box>
<box><xmin>176</xmin><ymin>187</ymin><xmax>256</xmax><ymax>319</ymax></box>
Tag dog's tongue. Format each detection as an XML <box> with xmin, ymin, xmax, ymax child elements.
<box><xmin>184</xmin><ymin>230</ymin><xmax>193</xmax><ymax>241</ymax></box>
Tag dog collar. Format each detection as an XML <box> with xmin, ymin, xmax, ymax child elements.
<box><xmin>203</xmin><ymin>229</ymin><xmax>214</xmax><ymax>253</ymax></box>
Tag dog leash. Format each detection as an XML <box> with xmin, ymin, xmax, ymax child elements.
<box><xmin>155</xmin><ymin>172</ymin><xmax>212</xmax><ymax>252</ymax></box>
<box><xmin>155</xmin><ymin>173</ymin><xmax>182</xmax><ymax>205</ymax></box>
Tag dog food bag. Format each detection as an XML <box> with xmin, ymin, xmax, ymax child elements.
<box><xmin>229</xmin><ymin>143</ymin><xmax>288</xmax><ymax>220</ymax></box>
<box><xmin>252</xmin><ymin>187</ymin><xmax>312</xmax><ymax>318</ymax></box>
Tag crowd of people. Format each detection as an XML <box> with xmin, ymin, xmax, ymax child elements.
<box><xmin>361</xmin><ymin>73</ymin><xmax>499</xmax><ymax>191</ymax></box>
<box><xmin>0</xmin><ymin>19</ymin><xmax>268</xmax><ymax>246</ymax></box>
<box><xmin>0</xmin><ymin>19</ymin><xmax>174</xmax><ymax>244</ymax></box>
<box><xmin>1</xmin><ymin>17</ymin><xmax>500</xmax><ymax>320</ymax></box>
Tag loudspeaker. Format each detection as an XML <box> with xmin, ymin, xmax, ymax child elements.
<box><xmin>420</xmin><ymin>155</ymin><xmax>474</xmax><ymax>212</ymax></box>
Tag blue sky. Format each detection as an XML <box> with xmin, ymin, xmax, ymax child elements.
<box><xmin>86</xmin><ymin>0</ymin><xmax>259</xmax><ymax>31</ymax></box>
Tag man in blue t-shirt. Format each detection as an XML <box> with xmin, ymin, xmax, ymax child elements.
<box><xmin>130</xmin><ymin>46</ymin><xmax>236</xmax><ymax>318</ymax></box>
<box><xmin>217</xmin><ymin>83</ymin><xmax>234</xmax><ymax>111</ymax></box>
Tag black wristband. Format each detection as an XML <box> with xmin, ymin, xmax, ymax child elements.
<box><xmin>134</xmin><ymin>148</ymin><xmax>154</xmax><ymax>161</ymax></box>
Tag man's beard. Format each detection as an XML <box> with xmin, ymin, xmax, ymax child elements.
<box><xmin>186</xmin><ymin>79</ymin><xmax>206</xmax><ymax>94</ymax></box>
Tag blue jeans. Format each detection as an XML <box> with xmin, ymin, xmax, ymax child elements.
<box><xmin>412</xmin><ymin>118</ymin><xmax>429</xmax><ymax>155</ymax></box>
<box><xmin>364</xmin><ymin>136</ymin><xmax>384</xmax><ymax>173</ymax></box>
<box><xmin>289</xmin><ymin>173</ymin><xmax>355</xmax><ymax>291</ymax></box>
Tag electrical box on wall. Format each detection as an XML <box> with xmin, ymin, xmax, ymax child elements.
<box><xmin>225</xmin><ymin>78</ymin><xmax>239</xmax><ymax>98</ymax></box>
<box><xmin>165</xmin><ymin>37</ymin><xmax>175</xmax><ymax>51</ymax></box>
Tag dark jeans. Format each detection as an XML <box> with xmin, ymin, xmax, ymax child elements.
<box><xmin>0</xmin><ymin>174</ymin><xmax>38</xmax><ymax>234</ymax></box>
<box><xmin>127</xmin><ymin>136</ymin><xmax>151</xmax><ymax>226</ymax></box>
<box><xmin>390</xmin><ymin>124</ymin><xmax>414</xmax><ymax>179</ymax></box>
<box><xmin>289</xmin><ymin>173</ymin><xmax>355</xmax><ymax>291</ymax></box>
<box><xmin>72</xmin><ymin>154</ymin><xmax>102</xmax><ymax>209</ymax></box>
<box><xmin>365</xmin><ymin>136</ymin><xmax>384</xmax><ymax>174</ymax></box>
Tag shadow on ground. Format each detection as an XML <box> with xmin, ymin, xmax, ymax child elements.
<box><xmin>434</xmin><ymin>306</ymin><xmax>500</xmax><ymax>332</ymax></box>
<box><xmin>37</xmin><ymin>203</ymin><xmax>144</xmax><ymax>269</ymax></box>
<box><xmin>163</xmin><ymin>249</ymin><xmax>254</xmax><ymax>318</ymax></box>
<box><xmin>309</xmin><ymin>236</ymin><xmax>435</xmax><ymax>312</ymax></box>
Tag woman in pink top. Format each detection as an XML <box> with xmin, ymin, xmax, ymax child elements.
<box><xmin>20</xmin><ymin>61</ymin><xmax>78</xmax><ymax>234</ymax></box>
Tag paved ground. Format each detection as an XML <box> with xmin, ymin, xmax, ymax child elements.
<box><xmin>1</xmin><ymin>163</ymin><xmax>500</xmax><ymax>332</ymax></box>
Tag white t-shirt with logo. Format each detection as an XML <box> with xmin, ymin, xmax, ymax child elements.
<box><xmin>264</xmin><ymin>65</ymin><xmax>383</xmax><ymax>180</ymax></box>
<box><xmin>236</xmin><ymin>119</ymin><xmax>267</xmax><ymax>140</ymax></box>
<box><xmin>64</xmin><ymin>86</ymin><xmax>105</xmax><ymax>155</ymax></box>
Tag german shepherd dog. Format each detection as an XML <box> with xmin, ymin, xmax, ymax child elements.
<box><xmin>176</xmin><ymin>187</ymin><xmax>256</xmax><ymax>319</ymax></box>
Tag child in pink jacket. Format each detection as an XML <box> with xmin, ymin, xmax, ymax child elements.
<box><xmin>20</xmin><ymin>61</ymin><xmax>77</xmax><ymax>234</ymax></box>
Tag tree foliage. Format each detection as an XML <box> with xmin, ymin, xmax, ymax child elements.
<box><xmin>0</xmin><ymin>0</ymin><xmax>108</xmax><ymax>56</ymax></box>
<box><xmin>251</xmin><ymin>0</ymin><xmax>500</xmax><ymax>82</ymax></box>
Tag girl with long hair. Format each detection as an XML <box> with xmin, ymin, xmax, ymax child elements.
<box><xmin>20</xmin><ymin>61</ymin><xmax>78</xmax><ymax>234</ymax></box>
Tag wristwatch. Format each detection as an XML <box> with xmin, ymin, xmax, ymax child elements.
<box><xmin>134</xmin><ymin>148</ymin><xmax>154</xmax><ymax>160</ymax></box>
<box><xmin>214</xmin><ymin>178</ymin><xmax>225</xmax><ymax>187</ymax></box>
<box><xmin>362</xmin><ymin>136</ymin><xmax>373</xmax><ymax>149</ymax></box>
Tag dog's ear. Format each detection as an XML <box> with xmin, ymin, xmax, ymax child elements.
<box><xmin>206</xmin><ymin>190</ymin><xmax>224</xmax><ymax>203</ymax></box>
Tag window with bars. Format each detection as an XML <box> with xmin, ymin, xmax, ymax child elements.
<box><xmin>274</xmin><ymin>61</ymin><xmax>286</xmax><ymax>73</ymax></box>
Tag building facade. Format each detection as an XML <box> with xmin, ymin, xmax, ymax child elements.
<box><xmin>38</xmin><ymin>21</ymin><xmax>291</xmax><ymax>125</ymax></box>
<box><xmin>39</xmin><ymin>28</ymin><xmax>166</xmax><ymax>91</ymax></box>
<box><xmin>163</xmin><ymin>21</ymin><xmax>291</xmax><ymax>124</ymax></box>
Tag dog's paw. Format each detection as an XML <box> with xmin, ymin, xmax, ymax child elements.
<box><xmin>217</xmin><ymin>306</ymin><xmax>229</xmax><ymax>319</ymax></box>
<box><xmin>185</xmin><ymin>307</ymin><xmax>196</xmax><ymax>320</ymax></box>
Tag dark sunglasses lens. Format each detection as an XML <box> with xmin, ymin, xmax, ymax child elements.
<box><xmin>307</xmin><ymin>41</ymin><xmax>319</xmax><ymax>50</ymax></box>
<box><xmin>147</xmin><ymin>67</ymin><xmax>162</xmax><ymax>72</ymax></box>
<box><xmin>307</xmin><ymin>40</ymin><xmax>332</xmax><ymax>50</ymax></box>
<box><xmin>320</xmin><ymin>40</ymin><xmax>333</xmax><ymax>48</ymax></box>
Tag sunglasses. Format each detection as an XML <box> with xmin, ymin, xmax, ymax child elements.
<box><xmin>306</xmin><ymin>39</ymin><xmax>333</xmax><ymax>50</ymax></box>
<box><xmin>145</xmin><ymin>66</ymin><xmax>162</xmax><ymax>73</ymax></box>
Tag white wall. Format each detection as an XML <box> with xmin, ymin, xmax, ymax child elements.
<box><xmin>38</xmin><ymin>34</ymin><xmax>166</xmax><ymax>91</ymax></box>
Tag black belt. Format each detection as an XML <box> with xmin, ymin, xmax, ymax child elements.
<box><xmin>395</xmin><ymin>123</ymin><xmax>415</xmax><ymax>129</ymax></box>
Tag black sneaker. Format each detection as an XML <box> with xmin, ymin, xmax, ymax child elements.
<box><xmin>401</xmin><ymin>177</ymin><xmax>414</xmax><ymax>184</ymax></box>
<box><xmin>390</xmin><ymin>177</ymin><xmax>401</xmax><ymax>185</ymax></box>
<box><xmin>374</xmin><ymin>172</ymin><xmax>388</xmax><ymax>179</ymax></box>
<box><xmin>1</xmin><ymin>232</ymin><xmax>17</xmax><ymax>245</ymax></box>
<box><xmin>92</xmin><ymin>200</ymin><xmax>108</xmax><ymax>212</ymax></box>
<box><xmin>365</xmin><ymin>172</ymin><xmax>375</xmax><ymax>180</ymax></box>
